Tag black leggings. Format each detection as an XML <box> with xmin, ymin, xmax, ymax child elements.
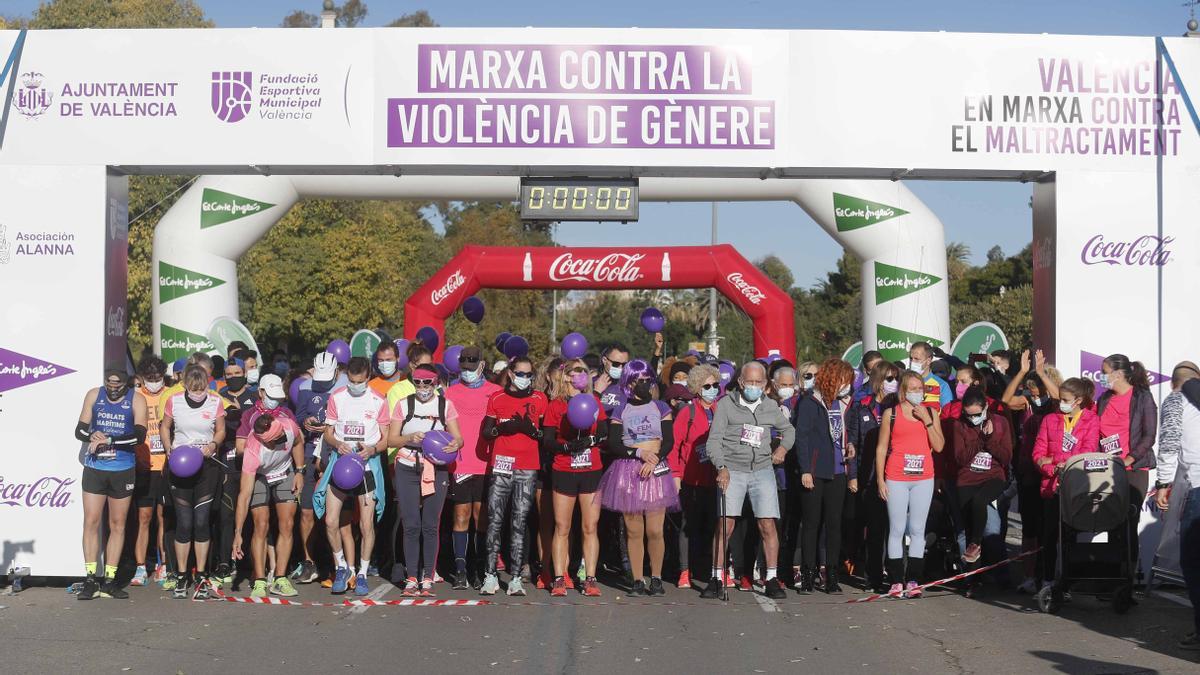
<box><xmin>213</xmin><ymin>470</ymin><xmax>241</xmax><ymax>568</ymax></box>
<box><xmin>679</xmin><ymin>484</ymin><xmax>718</xmax><ymax>581</ymax></box>
<box><xmin>800</xmin><ymin>474</ymin><xmax>848</xmax><ymax>570</ymax></box>
<box><xmin>395</xmin><ymin>463</ymin><xmax>449</xmax><ymax>580</ymax></box>
<box><xmin>170</xmin><ymin>460</ymin><xmax>220</xmax><ymax>545</ymax></box>
<box><xmin>956</xmin><ymin>479</ymin><xmax>1007</xmax><ymax>547</ymax></box>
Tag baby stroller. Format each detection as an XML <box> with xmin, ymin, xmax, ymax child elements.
<box><xmin>1037</xmin><ymin>452</ymin><xmax>1135</xmax><ymax>614</ymax></box>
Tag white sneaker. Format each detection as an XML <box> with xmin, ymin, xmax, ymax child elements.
<box><xmin>1017</xmin><ymin>578</ymin><xmax>1037</xmax><ymax>594</ymax></box>
<box><xmin>479</xmin><ymin>573</ymin><xmax>499</xmax><ymax>595</ymax></box>
<box><xmin>507</xmin><ymin>577</ymin><xmax>526</xmax><ymax>596</ymax></box>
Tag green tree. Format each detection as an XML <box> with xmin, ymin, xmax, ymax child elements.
<box><xmin>30</xmin><ymin>0</ymin><xmax>212</xmax><ymax>28</ymax></box>
<box><xmin>281</xmin><ymin>0</ymin><xmax>367</xmax><ymax>28</ymax></box>
<box><xmin>755</xmin><ymin>254</ymin><xmax>794</xmax><ymax>291</ymax></box>
<box><xmin>385</xmin><ymin>9</ymin><xmax>437</xmax><ymax>27</ymax></box>
<box><xmin>127</xmin><ymin>176</ymin><xmax>196</xmax><ymax>355</ymax></box>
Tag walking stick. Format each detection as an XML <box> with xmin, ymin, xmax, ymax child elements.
<box><xmin>718</xmin><ymin>486</ymin><xmax>729</xmax><ymax>602</ymax></box>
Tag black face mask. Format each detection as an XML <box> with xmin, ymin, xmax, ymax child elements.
<box><xmin>225</xmin><ymin>376</ymin><xmax>247</xmax><ymax>391</ymax></box>
<box><xmin>632</xmin><ymin>382</ymin><xmax>653</xmax><ymax>402</ymax></box>
<box><xmin>105</xmin><ymin>385</ymin><xmax>127</xmax><ymax>401</ymax></box>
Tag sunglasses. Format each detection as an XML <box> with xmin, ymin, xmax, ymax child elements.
<box><xmin>512</xmin><ymin>371</ymin><xmax>533</xmax><ymax>378</ymax></box>
<box><xmin>884</xmin><ymin>376</ymin><xmax>897</xmax><ymax>382</ymax></box>
<box><xmin>606</xmin><ymin>358</ymin><xmax>627</xmax><ymax>368</ymax></box>
<box><xmin>633</xmin><ymin>377</ymin><xmax>654</xmax><ymax>384</ymax></box>
<box><xmin>802</xmin><ymin>373</ymin><xmax>815</xmax><ymax>380</ymax></box>
<box><xmin>412</xmin><ymin>378</ymin><xmax>436</xmax><ymax>386</ymax></box>
<box><xmin>701</xmin><ymin>382</ymin><xmax>720</xmax><ymax>391</ymax></box>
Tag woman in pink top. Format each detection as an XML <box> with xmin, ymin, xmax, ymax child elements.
<box><xmin>1032</xmin><ymin>378</ymin><xmax>1100</xmax><ymax>586</ymax></box>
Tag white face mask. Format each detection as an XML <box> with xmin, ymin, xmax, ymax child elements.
<box><xmin>347</xmin><ymin>381</ymin><xmax>368</xmax><ymax>396</ymax></box>
<box><xmin>263</xmin><ymin>397</ymin><xmax>281</xmax><ymax>410</ymax></box>
<box><xmin>607</xmin><ymin>365</ymin><xmax>622</xmax><ymax>380</ymax></box>
<box><xmin>905</xmin><ymin>391</ymin><xmax>924</xmax><ymax>407</ymax></box>
<box><xmin>378</xmin><ymin>360</ymin><xmax>397</xmax><ymax>377</ymax></box>
<box><xmin>512</xmin><ymin>374</ymin><xmax>532</xmax><ymax>391</ymax></box>
<box><xmin>1059</xmin><ymin>400</ymin><xmax>1076</xmax><ymax>414</ymax></box>
<box><xmin>246</xmin><ymin>367</ymin><xmax>260</xmax><ymax>384</ymax></box>
<box><xmin>968</xmin><ymin>411</ymin><xmax>987</xmax><ymax>426</ymax></box>
<box><xmin>415</xmin><ymin>388</ymin><xmax>435</xmax><ymax>402</ymax></box>
<box><xmin>144</xmin><ymin>379</ymin><xmax>164</xmax><ymax>394</ymax></box>
<box><xmin>837</xmin><ymin>385</ymin><xmax>851</xmax><ymax>399</ymax></box>
<box><xmin>883</xmin><ymin>380</ymin><xmax>899</xmax><ymax>395</ymax></box>
<box><xmin>776</xmin><ymin>386</ymin><xmax>796</xmax><ymax>401</ymax></box>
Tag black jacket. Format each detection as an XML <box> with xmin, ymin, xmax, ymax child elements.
<box><xmin>792</xmin><ymin>394</ymin><xmax>857</xmax><ymax>481</ymax></box>
<box><xmin>846</xmin><ymin>395</ymin><xmax>889</xmax><ymax>485</ymax></box>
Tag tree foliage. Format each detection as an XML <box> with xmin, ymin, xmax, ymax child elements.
<box><xmin>29</xmin><ymin>0</ymin><xmax>212</xmax><ymax>28</ymax></box>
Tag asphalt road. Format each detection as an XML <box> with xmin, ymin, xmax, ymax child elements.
<box><xmin>1</xmin><ymin>574</ymin><xmax>1196</xmax><ymax>675</ymax></box>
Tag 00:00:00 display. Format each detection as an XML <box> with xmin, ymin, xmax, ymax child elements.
<box><xmin>526</xmin><ymin>186</ymin><xmax>633</xmax><ymax>210</ymax></box>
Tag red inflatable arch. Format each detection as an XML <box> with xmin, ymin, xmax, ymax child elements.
<box><xmin>404</xmin><ymin>245</ymin><xmax>795</xmax><ymax>362</ymax></box>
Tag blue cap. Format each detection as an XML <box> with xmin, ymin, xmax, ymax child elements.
<box><xmin>172</xmin><ymin>357</ymin><xmax>187</xmax><ymax>374</ymax></box>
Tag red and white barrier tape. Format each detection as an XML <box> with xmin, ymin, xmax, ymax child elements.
<box><xmin>846</xmin><ymin>548</ymin><xmax>1041</xmax><ymax>603</ymax></box>
<box><xmin>207</xmin><ymin>595</ymin><xmax>490</xmax><ymax>607</ymax></box>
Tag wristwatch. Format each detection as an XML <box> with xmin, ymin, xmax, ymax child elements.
<box><xmin>1155</xmin><ymin>481</ymin><xmax>1172</xmax><ymax>491</ymax></box>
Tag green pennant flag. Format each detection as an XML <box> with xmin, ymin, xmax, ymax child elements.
<box><xmin>207</xmin><ymin>316</ymin><xmax>260</xmax><ymax>360</ymax></box>
<box><xmin>199</xmin><ymin>188</ymin><xmax>275</xmax><ymax>229</ymax></box>
<box><xmin>350</xmin><ymin>329</ymin><xmax>382</xmax><ymax>359</ymax></box>
<box><xmin>160</xmin><ymin>323</ymin><xmax>215</xmax><ymax>362</ymax></box>
<box><xmin>158</xmin><ymin>261</ymin><xmax>226</xmax><ymax>304</ymax></box>
<box><xmin>874</xmin><ymin>261</ymin><xmax>941</xmax><ymax>305</ymax></box>
<box><xmin>841</xmin><ymin>341</ymin><xmax>864</xmax><ymax>369</ymax></box>
<box><xmin>833</xmin><ymin>193</ymin><xmax>909</xmax><ymax>232</ymax></box>
<box><xmin>875</xmin><ymin>324</ymin><xmax>944</xmax><ymax>362</ymax></box>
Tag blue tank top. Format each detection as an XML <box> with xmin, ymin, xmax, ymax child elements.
<box><xmin>84</xmin><ymin>389</ymin><xmax>136</xmax><ymax>471</ymax></box>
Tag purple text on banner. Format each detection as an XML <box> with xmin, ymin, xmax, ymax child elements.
<box><xmin>416</xmin><ymin>44</ymin><xmax>753</xmax><ymax>95</ymax></box>
<box><xmin>386</xmin><ymin>98</ymin><xmax>775</xmax><ymax>149</ymax></box>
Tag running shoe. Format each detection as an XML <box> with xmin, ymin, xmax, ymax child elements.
<box><xmin>214</xmin><ymin>563</ymin><xmax>233</xmax><ymax>586</ymax></box>
<box><xmin>582</xmin><ymin>577</ymin><xmax>602</xmax><ymax>597</ymax></box>
<box><xmin>724</xmin><ymin>568</ymin><xmax>736</xmax><ymax>588</ymax></box>
<box><xmin>764</xmin><ymin>577</ymin><xmax>786</xmax><ymax>600</ymax></box>
<box><xmin>192</xmin><ymin>579</ymin><xmax>211</xmax><ymax>601</ymax></box>
<box><xmin>451</xmin><ymin>572</ymin><xmax>469</xmax><ymax>591</ymax></box>
<box><xmin>738</xmin><ymin>575</ymin><xmax>753</xmax><ymax>592</ymax></box>
<box><xmin>648</xmin><ymin>577</ymin><xmax>666</xmax><ymax>597</ymax></box>
<box><xmin>271</xmin><ymin>577</ymin><xmax>299</xmax><ymax>597</ymax></box>
<box><xmin>250</xmin><ymin>579</ymin><xmax>269</xmax><ymax>599</ymax></box>
<box><xmin>1016</xmin><ymin>578</ymin><xmax>1037</xmax><ymax>594</ymax></box>
<box><xmin>506</xmin><ymin>577</ymin><xmax>527</xmax><ymax>596</ymax></box>
<box><xmin>331</xmin><ymin>567</ymin><xmax>351</xmax><ymax>595</ymax></box>
<box><xmin>130</xmin><ymin>566</ymin><xmax>147</xmax><ymax>587</ymax></box>
<box><xmin>367</xmin><ymin>565</ymin><xmax>380</xmax><ymax>577</ymax></box>
<box><xmin>433</xmin><ymin>571</ymin><xmax>445</xmax><ymax>584</ymax></box>
<box><xmin>161</xmin><ymin>572</ymin><xmax>178</xmax><ymax>591</ymax></box>
<box><xmin>152</xmin><ymin>563</ymin><xmax>167</xmax><ymax>584</ymax></box>
<box><xmin>963</xmin><ymin>543</ymin><xmax>982</xmax><ymax>564</ymax></box>
<box><xmin>551</xmin><ymin>577</ymin><xmax>567</xmax><ymax>597</ymax></box>
<box><xmin>1179</xmin><ymin>633</ymin><xmax>1200</xmax><ymax>651</ymax></box>
<box><xmin>207</xmin><ymin>574</ymin><xmax>224</xmax><ymax>592</ymax></box>
<box><xmin>536</xmin><ymin>570</ymin><xmax>549</xmax><ymax>590</ymax></box>
<box><xmin>77</xmin><ymin>575</ymin><xmax>100</xmax><ymax>601</ymax></box>
<box><xmin>420</xmin><ymin>578</ymin><xmax>435</xmax><ymax>597</ymax></box>
<box><xmin>629</xmin><ymin>579</ymin><xmax>647</xmax><ymax>596</ymax></box>
<box><xmin>320</xmin><ymin>576</ymin><xmax>334</xmax><ymax>589</ymax></box>
<box><xmin>904</xmin><ymin>581</ymin><xmax>922</xmax><ymax>599</ymax></box>
<box><xmin>354</xmin><ymin>573</ymin><xmax>369</xmax><ymax>597</ymax></box>
<box><xmin>677</xmin><ymin>569</ymin><xmax>691</xmax><ymax>589</ymax></box>
<box><xmin>401</xmin><ymin>578</ymin><xmax>419</xmax><ymax>597</ymax></box>
<box><xmin>564</xmin><ymin>574</ymin><xmax>575</xmax><ymax>590</ymax></box>
<box><xmin>99</xmin><ymin>578</ymin><xmax>129</xmax><ymax>600</ymax></box>
<box><xmin>479</xmin><ymin>573</ymin><xmax>500</xmax><ymax>595</ymax></box>
<box><xmin>172</xmin><ymin>574</ymin><xmax>191</xmax><ymax>599</ymax></box>
<box><xmin>887</xmin><ymin>583</ymin><xmax>905</xmax><ymax>598</ymax></box>
<box><xmin>293</xmin><ymin>560</ymin><xmax>318</xmax><ymax>584</ymax></box>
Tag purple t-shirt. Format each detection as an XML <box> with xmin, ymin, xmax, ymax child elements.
<box><xmin>597</xmin><ymin>381</ymin><xmax>627</xmax><ymax>416</ymax></box>
<box><xmin>613</xmin><ymin>399</ymin><xmax>671</xmax><ymax>445</ymax></box>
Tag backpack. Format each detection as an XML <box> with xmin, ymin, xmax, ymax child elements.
<box><xmin>403</xmin><ymin>393</ymin><xmax>447</xmax><ymax>431</ymax></box>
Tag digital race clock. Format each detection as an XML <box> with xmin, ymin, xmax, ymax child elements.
<box><xmin>519</xmin><ymin>178</ymin><xmax>639</xmax><ymax>222</ymax></box>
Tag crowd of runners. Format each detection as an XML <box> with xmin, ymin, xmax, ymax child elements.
<box><xmin>70</xmin><ymin>327</ymin><xmax>1200</xmax><ymax>649</ymax></box>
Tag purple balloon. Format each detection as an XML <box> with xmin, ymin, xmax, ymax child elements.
<box><xmin>326</xmin><ymin>339</ymin><xmax>351</xmax><ymax>365</ymax></box>
<box><xmin>169</xmin><ymin>444</ymin><xmax>203</xmax><ymax>478</ymax></box>
<box><xmin>393</xmin><ymin>338</ymin><xmax>411</xmax><ymax>369</ymax></box>
<box><xmin>641</xmin><ymin>307</ymin><xmax>665</xmax><ymax>333</ymax></box>
<box><xmin>686</xmin><ymin>349</ymin><xmax>701</xmax><ymax>358</ymax></box>
<box><xmin>422</xmin><ymin>429</ymin><xmax>458</xmax><ymax>465</ymax></box>
<box><xmin>503</xmin><ymin>335</ymin><xmax>529</xmax><ymax>359</ymax></box>
<box><xmin>415</xmin><ymin>326</ymin><xmax>440</xmax><ymax>353</ymax></box>
<box><xmin>494</xmin><ymin>331</ymin><xmax>512</xmax><ymax>352</ymax></box>
<box><xmin>765</xmin><ymin>353</ymin><xmax>782</xmax><ymax>364</ymax></box>
<box><xmin>718</xmin><ymin>361</ymin><xmax>736</xmax><ymax>388</ymax></box>
<box><xmin>443</xmin><ymin>345</ymin><xmax>464</xmax><ymax>374</ymax></box>
<box><xmin>332</xmin><ymin>454</ymin><xmax>365</xmax><ymax>491</ymax></box>
<box><xmin>462</xmin><ymin>296</ymin><xmax>485</xmax><ymax>324</ymax></box>
<box><xmin>561</xmin><ymin>332</ymin><xmax>588</xmax><ymax>360</ymax></box>
<box><xmin>567</xmin><ymin>393</ymin><xmax>600</xmax><ymax>430</ymax></box>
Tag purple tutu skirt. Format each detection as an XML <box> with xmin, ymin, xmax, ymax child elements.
<box><xmin>597</xmin><ymin>458</ymin><xmax>680</xmax><ymax>513</ymax></box>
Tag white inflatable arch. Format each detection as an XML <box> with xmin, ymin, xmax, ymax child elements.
<box><xmin>152</xmin><ymin>176</ymin><xmax>948</xmax><ymax>362</ymax></box>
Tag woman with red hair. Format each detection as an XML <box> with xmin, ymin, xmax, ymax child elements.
<box><xmin>791</xmin><ymin>358</ymin><xmax>858</xmax><ymax>593</ymax></box>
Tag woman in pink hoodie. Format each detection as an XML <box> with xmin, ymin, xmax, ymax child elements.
<box><xmin>1031</xmin><ymin>377</ymin><xmax>1100</xmax><ymax>588</ymax></box>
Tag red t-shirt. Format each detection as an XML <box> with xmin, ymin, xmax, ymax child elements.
<box><xmin>1099</xmin><ymin>389</ymin><xmax>1132</xmax><ymax>459</ymax></box>
<box><xmin>544</xmin><ymin>395</ymin><xmax>608</xmax><ymax>473</ymax></box>
<box><xmin>485</xmin><ymin>390</ymin><xmax>548</xmax><ymax>471</ymax></box>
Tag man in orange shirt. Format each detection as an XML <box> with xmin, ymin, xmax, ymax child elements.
<box><xmin>132</xmin><ymin>357</ymin><xmax>169</xmax><ymax>586</ymax></box>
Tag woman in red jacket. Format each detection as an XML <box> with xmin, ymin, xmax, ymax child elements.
<box><xmin>1031</xmin><ymin>377</ymin><xmax>1100</xmax><ymax>588</ymax></box>
<box><xmin>952</xmin><ymin>387</ymin><xmax>1012</xmax><ymax>564</ymax></box>
<box><xmin>670</xmin><ymin>364</ymin><xmax>721</xmax><ymax>590</ymax></box>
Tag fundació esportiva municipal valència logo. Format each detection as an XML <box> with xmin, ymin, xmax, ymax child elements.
<box><xmin>212</xmin><ymin>71</ymin><xmax>254</xmax><ymax>123</ymax></box>
<box><xmin>14</xmin><ymin>71</ymin><xmax>52</xmax><ymax>119</ymax></box>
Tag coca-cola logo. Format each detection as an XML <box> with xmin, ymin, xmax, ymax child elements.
<box><xmin>0</xmin><ymin>475</ymin><xmax>75</xmax><ymax>508</ymax></box>
<box><xmin>1080</xmin><ymin>234</ymin><xmax>1173</xmax><ymax>267</ymax></box>
<box><xmin>549</xmin><ymin>252</ymin><xmax>644</xmax><ymax>283</ymax></box>
<box><xmin>726</xmin><ymin>272</ymin><xmax>766</xmax><ymax>305</ymax></box>
<box><xmin>431</xmin><ymin>269</ymin><xmax>466</xmax><ymax>305</ymax></box>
